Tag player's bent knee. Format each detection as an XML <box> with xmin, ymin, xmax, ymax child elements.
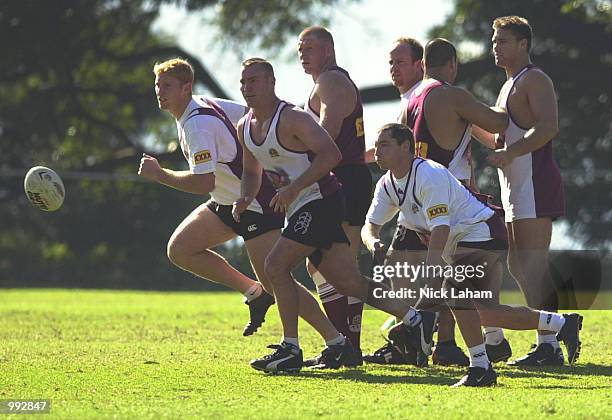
<box><xmin>264</xmin><ymin>253</ymin><xmax>290</xmax><ymax>284</ymax></box>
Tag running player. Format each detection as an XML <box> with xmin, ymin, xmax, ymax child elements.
<box><xmin>234</xmin><ymin>58</ymin><xmax>437</xmax><ymax>373</ymax></box>
<box><xmin>298</xmin><ymin>26</ymin><xmax>371</xmax><ymax>362</ymax></box>
<box><xmin>364</xmin><ymin>123</ymin><xmax>582</xmax><ymax>386</ymax></box>
<box><xmin>484</xmin><ymin>16</ymin><xmax>567</xmax><ymax>366</ymax></box>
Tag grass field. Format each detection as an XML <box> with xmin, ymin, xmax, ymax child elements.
<box><xmin>1</xmin><ymin>289</ymin><xmax>610</xmax><ymax>419</ymax></box>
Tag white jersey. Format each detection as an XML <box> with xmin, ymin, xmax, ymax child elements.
<box><xmin>243</xmin><ymin>101</ymin><xmax>339</xmax><ymax>218</ymax></box>
<box><xmin>367</xmin><ymin>158</ymin><xmax>495</xmax><ymax>258</ymax></box>
<box><xmin>494</xmin><ymin>65</ymin><xmax>564</xmax><ymax>222</ymax></box>
<box><xmin>176</xmin><ymin>96</ymin><xmax>261</xmax><ymax>212</ymax></box>
<box><xmin>192</xmin><ymin>96</ymin><xmax>247</xmax><ymax>127</ymax></box>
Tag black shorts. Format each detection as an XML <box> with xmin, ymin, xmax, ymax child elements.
<box><xmin>390</xmin><ymin>225</ymin><xmax>428</xmax><ymax>251</ymax></box>
<box><xmin>333</xmin><ymin>164</ymin><xmax>372</xmax><ymax>226</ymax></box>
<box><xmin>206</xmin><ymin>200</ymin><xmax>284</xmax><ymax>241</ymax></box>
<box><xmin>282</xmin><ymin>191</ymin><xmax>349</xmax><ymax>254</ymax></box>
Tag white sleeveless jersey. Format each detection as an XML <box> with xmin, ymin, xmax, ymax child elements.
<box><xmin>367</xmin><ymin>158</ymin><xmax>494</xmax><ymax>257</ymax></box>
<box><xmin>177</xmin><ymin>96</ymin><xmax>262</xmax><ymax>213</ymax></box>
<box><xmin>243</xmin><ymin>101</ymin><xmax>333</xmax><ymax>217</ymax></box>
<box><xmin>494</xmin><ymin>65</ymin><xmax>564</xmax><ymax>222</ymax></box>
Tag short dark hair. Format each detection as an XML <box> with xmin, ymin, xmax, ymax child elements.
<box><xmin>493</xmin><ymin>16</ymin><xmax>532</xmax><ymax>52</ymax></box>
<box><xmin>241</xmin><ymin>57</ymin><xmax>275</xmax><ymax>78</ymax></box>
<box><xmin>378</xmin><ymin>123</ymin><xmax>414</xmax><ymax>151</ymax></box>
<box><xmin>424</xmin><ymin>38</ymin><xmax>457</xmax><ymax>68</ymax></box>
<box><xmin>394</xmin><ymin>37</ymin><xmax>424</xmax><ymax>61</ymax></box>
<box><xmin>299</xmin><ymin>25</ymin><xmax>335</xmax><ymax>48</ymax></box>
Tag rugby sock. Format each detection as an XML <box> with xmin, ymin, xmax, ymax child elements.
<box><xmin>537</xmin><ymin>332</ymin><xmax>561</xmax><ymax>350</ymax></box>
<box><xmin>346</xmin><ymin>296</ymin><xmax>363</xmax><ymax>350</ymax></box>
<box><xmin>402</xmin><ymin>308</ymin><xmax>421</xmax><ymax>327</ymax></box>
<box><xmin>468</xmin><ymin>343</ymin><xmax>490</xmax><ymax>369</ymax></box>
<box><xmin>325</xmin><ymin>334</ymin><xmax>346</xmax><ymax>347</ymax></box>
<box><xmin>244</xmin><ymin>283</ymin><xmax>263</xmax><ymax>302</ymax></box>
<box><xmin>282</xmin><ymin>336</ymin><xmax>299</xmax><ymax>348</ymax></box>
<box><xmin>314</xmin><ymin>274</ymin><xmax>350</xmax><ymax>339</ymax></box>
<box><xmin>538</xmin><ymin>311</ymin><xmax>565</xmax><ymax>332</ymax></box>
<box><xmin>483</xmin><ymin>327</ymin><xmax>505</xmax><ymax>346</ymax></box>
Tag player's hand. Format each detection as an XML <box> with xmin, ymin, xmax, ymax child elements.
<box><xmin>138</xmin><ymin>153</ymin><xmax>162</xmax><ymax>181</ymax></box>
<box><xmin>232</xmin><ymin>197</ymin><xmax>252</xmax><ymax>222</ymax></box>
<box><xmin>371</xmin><ymin>241</ymin><xmax>387</xmax><ymax>266</ymax></box>
<box><xmin>487</xmin><ymin>148</ymin><xmax>515</xmax><ymax>168</ymax></box>
<box><xmin>270</xmin><ymin>184</ymin><xmax>298</xmax><ymax>213</ymax></box>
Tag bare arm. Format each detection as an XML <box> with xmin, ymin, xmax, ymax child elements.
<box><xmin>270</xmin><ymin>109</ymin><xmax>341</xmax><ymax>213</ymax></box>
<box><xmin>506</xmin><ymin>71</ymin><xmax>559</xmax><ymax>157</ymax></box>
<box><xmin>453</xmin><ymin>88</ymin><xmax>508</xmax><ymax>134</ymax></box>
<box><xmin>471</xmin><ymin>125</ymin><xmax>497</xmax><ymax>149</ymax></box>
<box><xmin>138</xmin><ymin>153</ymin><xmax>215</xmax><ymax>195</ymax></box>
<box><xmin>316</xmin><ymin>71</ymin><xmax>356</xmax><ymax>140</ymax></box>
<box><xmin>233</xmin><ymin>119</ymin><xmax>263</xmax><ymax>221</ymax></box>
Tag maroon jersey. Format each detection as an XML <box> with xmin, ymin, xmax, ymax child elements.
<box><xmin>306</xmin><ymin>66</ymin><xmax>365</xmax><ymax>167</ymax></box>
<box><xmin>406</xmin><ymin>79</ymin><xmax>472</xmax><ymax>181</ymax></box>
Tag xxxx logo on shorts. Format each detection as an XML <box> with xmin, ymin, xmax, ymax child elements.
<box><xmin>293</xmin><ymin>211</ymin><xmax>312</xmax><ymax>234</ymax></box>
<box><xmin>427</xmin><ymin>204</ymin><xmax>448</xmax><ymax>219</ymax></box>
<box><xmin>193</xmin><ymin>150</ymin><xmax>212</xmax><ymax>164</ymax></box>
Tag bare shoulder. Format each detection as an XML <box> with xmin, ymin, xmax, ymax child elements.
<box><xmin>236</xmin><ymin>114</ymin><xmax>248</xmax><ymax>140</ymax></box>
<box><xmin>519</xmin><ymin>67</ymin><xmax>555</xmax><ymax>91</ymax></box>
<box><xmin>316</xmin><ymin>70</ymin><xmax>353</xmax><ymax>92</ymax></box>
<box><xmin>281</xmin><ymin>105</ymin><xmax>315</xmax><ymax>125</ymax></box>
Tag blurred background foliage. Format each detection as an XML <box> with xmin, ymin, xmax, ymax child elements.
<box><xmin>0</xmin><ymin>0</ymin><xmax>609</xmax><ymax>289</ymax></box>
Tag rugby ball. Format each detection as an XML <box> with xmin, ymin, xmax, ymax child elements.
<box><xmin>24</xmin><ymin>166</ymin><xmax>65</xmax><ymax>211</ymax></box>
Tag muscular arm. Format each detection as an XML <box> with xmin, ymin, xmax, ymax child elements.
<box><xmin>315</xmin><ymin>71</ymin><xmax>356</xmax><ymax>140</ymax></box>
<box><xmin>285</xmin><ymin>109</ymin><xmax>341</xmax><ymax>193</ymax></box>
<box><xmin>236</xmin><ymin>119</ymin><xmax>263</xmax><ymax>202</ymax></box>
<box><xmin>269</xmin><ymin>108</ymin><xmax>341</xmax><ymax>213</ymax></box>
<box><xmin>453</xmin><ymin>88</ymin><xmax>508</xmax><ymax>134</ymax></box>
<box><xmin>138</xmin><ymin>153</ymin><xmax>215</xmax><ymax>195</ymax></box>
<box><xmin>472</xmin><ymin>125</ymin><xmax>497</xmax><ymax>149</ymax></box>
<box><xmin>506</xmin><ymin>71</ymin><xmax>559</xmax><ymax>158</ymax></box>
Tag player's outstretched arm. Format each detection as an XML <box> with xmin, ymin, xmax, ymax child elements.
<box><xmin>453</xmin><ymin>88</ymin><xmax>509</xmax><ymax>135</ymax></box>
<box><xmin>138</xmin><ymin>153</ymin><xmax>215</xmax><ymax>195</ymax></box>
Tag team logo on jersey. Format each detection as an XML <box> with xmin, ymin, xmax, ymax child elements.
<box><xmin>268</xmin><ymin>148</ymin><xmax>280</xmax><ymax>158</ymax></box>
<box><xmin>415</xmin><ymin>141</ymin><xmax>428</xmax><ymax>158</ymax></box>
<box><xmin>355</xmin><ymin>117</ymin><xmax>364</xmax><ymax>137</ymax></box>
<box><xmin>293</xmin><ymin>211</ymin><xmax>312</xmax><ymax>234</ymax></box>
<box><xmin>411</xmin><ymin>203</ymin><xmax>419</xmax><ymax>214</ymax></box>
<box><xmin>193</xmin><ymin>149</ymin><xmax>212</xmax><ymax>164</ymax></box>
<box><xmin>427</xmin><ymin>204</ymin><xmax>448</xmax><ymax>219</ymax></box>
<box><xmin>264</xmin><ymin>168</ymin><xmax>291</xmax><ymax>190</ymax></box>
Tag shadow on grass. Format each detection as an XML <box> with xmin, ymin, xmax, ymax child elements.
<box><xmin>251</xmin><ymin>362</ymin><xmax>612</xmax><ymax>387</ymax></box>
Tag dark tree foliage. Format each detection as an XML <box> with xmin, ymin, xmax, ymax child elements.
<box><xmin>0</xmin><ymin>0</ymin><xmax>351</xmax><ymax>288</ymax></box>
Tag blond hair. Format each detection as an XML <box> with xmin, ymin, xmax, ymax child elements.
<box><xmin>153</xmin><ymin>58</ymin><xmax>194</xmax><ymax>84</ymax></box>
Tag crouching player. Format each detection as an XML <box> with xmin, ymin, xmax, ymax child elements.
<box><xmin>362</xmin><ymin>123</ymin><xmax>583</xmax><ymax>386</ymax></box>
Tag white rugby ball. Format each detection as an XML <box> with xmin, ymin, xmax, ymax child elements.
<box><xmin>24</xmin><ymin>166</ymin><xmax>65</xmax><ymax>211</ymax></box>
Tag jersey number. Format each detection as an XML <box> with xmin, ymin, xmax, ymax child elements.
<box><xmin>355</xmin><ymin>117</ymin><xmax>364</xmax><ymax>137</ymax></box>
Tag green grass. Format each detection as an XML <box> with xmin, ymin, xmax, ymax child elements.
<box><xmin>0</xmin><ymin>290</ymin><xmax>610</xmax><ymax>419</ymax></box>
